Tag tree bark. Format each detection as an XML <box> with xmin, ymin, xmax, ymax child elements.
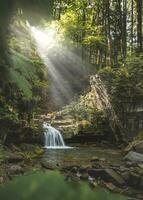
<box><xmin>136</xmin><ymin>0</ymin><xmax>142</xmax><ymax>52</ymax></box>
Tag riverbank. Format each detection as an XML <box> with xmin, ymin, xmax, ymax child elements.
<box><xmin>0</xmin><ymin>143</ymin><xmax>143</xmax><ymax>200</ymax></box>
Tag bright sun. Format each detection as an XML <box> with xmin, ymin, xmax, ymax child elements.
<box><xmin>30</xmin><ymin>26</ymin><xmax>57</xmax><ymax>54</ymax></box>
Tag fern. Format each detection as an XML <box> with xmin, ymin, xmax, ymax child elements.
<box><xmin>8</xmin><ymin>50</ymin><xmax>39</xmax><ymax>99</ymax></box>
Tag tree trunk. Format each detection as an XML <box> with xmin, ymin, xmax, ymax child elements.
<box><xmin>136</xmin><ymin>0</ymin><xmax>142</xmax><ymax>52</ymax></box>
<box><xmin>122</xmin><ymin>0</ymin><xmax>127</xmax><ymax>59</ymax></box>
<box><xmin>131</xmin><ymin>0</ymin><xmax>134</xmax><ymax>53</ymax></box>
<box><xmin>106</xmin><ymin>0</ymin><xmax>112</xmax><ymax>66</ymax></box>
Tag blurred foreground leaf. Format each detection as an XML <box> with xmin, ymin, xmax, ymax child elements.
<box><xmin>0</xmin><ymin>171</ymin><xmax>126</xmax><ymax>200</ymax></box>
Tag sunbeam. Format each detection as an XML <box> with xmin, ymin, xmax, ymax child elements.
<box><xmin>31</xmin><ymin>26</ymin><xmax>57</xmax><ymax>56</ymax></box>
<box><xmin>29</xmin><ymin>24</ymin><xmax>90</xmax><ymax>109</ymax></box>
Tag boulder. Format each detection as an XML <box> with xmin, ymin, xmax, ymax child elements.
<box><xmin>134</xmin><ymin>141</ymin><xmax>143</xmax><ymax>153</ymax></box>
<box><xmin>41</xmin><ymin>161</ymin><xmax>58</xmax><ymax>170</ymax></box>
<box><xmin>7</xmin><ymin>164</ymin><xmax>24</xmax><ymax>175</ymax></box>
<box><xmin>128</xmin><ymin>172</ymin><xmax>141</xmax><ymax>188</ymax></box>
<box><xmin>6</xmin><ymin>153</ymin><xmax>23</xmax><ymax>163</ymax></box>
<box><xmin>88</xmin><ymin>168</ymin><xmax>125</xmax><ymax>185</ymax></box>
<box><xmin>125</xmin><ymin>151</ymin><xmax>143</xmax><ymax>163</ymax></box>
<box><xmin>104</xmin><ymin>169</ymin><xmax>125</xmax><ymax>185</ymax></box>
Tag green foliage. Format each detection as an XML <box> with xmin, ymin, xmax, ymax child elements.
<box><xmin>53</xmin><ymin>0</ymin><xmax>106</xmax><ymax>53</ymax></box>
<box><xmin>0</xmin><ymin>96</ymin><xmax>18</xmax><ymax>123</ymax></box>
<box><xmin>8</xmin><ymin>51</ymin><xmax>37</xmax><ymax>100</ymax></box>
<box><xmin>0</xmin><ymin>16</ymin><xmax>49</xmax><ymax>142</ymax></box>
<box><xmin>99</xmin><ymin>67</ymin><xmax>116</xmax><ymax>91</ymax></box>
<box><xmin>60</xmin><ymin>10</ymin><xmax>79</xmax><ymax>41</ymax></box>
<box><xmin>83</xmin><ymin>35</ymin><xmax>106</xmax><ymax>49</ymax></box>
<box><xmin>98</xmin><ymin>54</ymin><xmax>143</xmax><ymax>116</ymax></box>
<box><xmin>0</xmin><ymin>171</ymin><xmax>126</xmax><ymax>200</ymax></box>
<box><xmin>60</xmin><ymin>93</ymin><xmax>111</xmax><ymax>135</ymax></box>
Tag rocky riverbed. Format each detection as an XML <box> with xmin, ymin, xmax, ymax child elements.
<box><xmin>0</xmin><ymin>143</ymin><xmax>143</xmax><ymax>200</ymax></box>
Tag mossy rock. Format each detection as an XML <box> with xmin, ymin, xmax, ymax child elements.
<box><xmin>34</xmin><ymin>147</ymin><xmax>44</xmax><ymax>156</ymax></box>
<box><xmin>125</xmin><ymin>130</ymin><xmax>143</xmax><ymax>153</ymax></box>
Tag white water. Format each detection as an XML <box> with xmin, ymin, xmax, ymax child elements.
<box><xmin>43</xmin><ymin>123</ymin><xmax>72</xmax><ymax>149</ymax></box>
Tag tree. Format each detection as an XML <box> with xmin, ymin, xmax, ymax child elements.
<box><xmin>136</xmin><ymin>0</ymin><xmax>142</xmax><ymax>52</ymax></box>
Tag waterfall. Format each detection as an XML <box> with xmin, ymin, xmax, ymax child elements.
<box><xmin>43</xmin><ymin>122</ymin><xmax>70</xmax><ymax>149</ymax></box>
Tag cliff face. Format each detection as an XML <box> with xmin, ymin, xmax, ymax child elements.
<box><xmin>40</xmin><ymin>74</ymin><xmax>143</xmax><ymax>143</ymax></box>
<box><xmin>90</xmin><ymin>75</ymin><xmax>143</xmax><ymax>141</ymax></box>
<box><xmin>122</xmin><ymin>104</ymin><xmax>143</xmax><ymax>139</ymax></box>
<box><xmin>42</xmin><ymin>75</ymin><xmax>124</xmax><ymax>143</ymax></box>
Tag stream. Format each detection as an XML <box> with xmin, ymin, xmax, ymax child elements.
<box><xmin>42</xmin><ymin>144</ymin><xmax>123</xmax><ymax>167</ymax></box>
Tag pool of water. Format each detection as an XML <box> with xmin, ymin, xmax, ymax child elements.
<box><xmin>42</xmin><ymin>144</ymin><xmax>123</xmax><ymax>167</ymax></box>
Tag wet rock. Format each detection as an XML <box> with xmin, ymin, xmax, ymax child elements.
<box><xmin>120</xmin><ymin>171</ymin><xmax>130</xmax><ymax>181</ymax></box>
<box><xmin>134</xmin><ymin>142</ymin><xmax>143</xmax><ymax>153</ymax></box>
<box><xmin>90</xmin><ymin>156</ymin><xmax>99</xmax><ymax>162</ymax></box>
<box><xmin>76</xmin><ymin>172</ymin><xmax>81</xmax><ymax>178</ymax></box>
<box><xmin>79</xmin><ymin>165</ymin><xmax>91</xmax><ymax>173</ymax></box>
<box><xmin>6</xmin><ymin>153</ymin><xmax>23</xmax><ymax>163</ymax></box>
<box><xmin>67</xmin><ymin>173</ymin><xmax>80</xmax><ymax>182</ymax></box>
<box><xmin>104</xmin><ymin>169</ymin><xmax>125</xmax><ymax>185</ymax></box>
<box><xmin>99</xmin><ymin>158</ymin><xmax>106</xmax><ymax>162</ymax></box>
<box><xmin>7</xmin><ymin>164</ymin><xmax>24</xmax><ymax>175</ymax></box>
<box><xmin>41</xmin><ymin>161</ymin><xmax>58</xmax><ymax>170</ymax></box>
<box><xmin>89</xmin><ymin>179</ymin><xmax>98</xmax><ymax>188</ymax></box>
<box><xmin>137</xmin><ymin>163</ymin><xmax>143</xmax><ymax>169</ymax></box>
<box><xmin>119</xmin><ymin>166</ymin><xmax>129</xmax><ymax>172</ymax></box>
<box><xmin>125</xmin><ymin>161</ymin><xmax>137</xmax><ymax>167</ymax></box>
<box><xmin>88</xmin><ymin>176</ymin><xmax>94</xmax><ymax>182</ymax></box>
<box><xmin>20</xmin><ymin>143</ymin><xmax>36</xmax><ymax>151</ymax></box>
<box><xmin>60</xmin><ymin>164</ymin><xmax>79</xmax><ymax>172</ymax></box>
<box><xmin>88</xmin><ymin>168</ymin><xmax>104</xmax><ymax>178</ymax></box>
<box><xmin>104</xmin><ymin>182</ymin><xmax>116</xmax><ymax>191</ymax></box>
<box><xmin>34</xmin><ymin>147</ymin><xmax>44</xmax><ymax>156</ymax></box>
<box><xmin>80</xmin><ymin>172</ymin><xmax>89</xmax><ymax>180</ymax></box>
<box><xmin>125</xmin><ymin>151</ymin><xmax>143</xmax><ymax>163</ymax></box>
<box><xmin>88</xmin><ymin>168</ymin><xmax>125</xmax><ymax>185</ymax></box>
<box><xmin>128</xmin><ymin>172</ymin><xmax>141</xmax><ymax>187</ymax></box>
<box><xmin>71</xmin><ymin>166</ymin><xmax>78</xmax><ymax>173</ymax></box>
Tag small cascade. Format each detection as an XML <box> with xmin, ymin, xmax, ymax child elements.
<box><xmin>43</xmin><ymin>122</ymin><xmax>71</xmax><ymax>149</ymax></box>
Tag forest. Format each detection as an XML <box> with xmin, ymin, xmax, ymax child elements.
<box><xmin>0</xmin><ymin>0</ymin><xmax>143</xmax><ymax>200</ymax></box>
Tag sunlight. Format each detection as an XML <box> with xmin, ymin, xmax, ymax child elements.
<box><xmin>31</xmin><ymin>26</ymin><xmax>57</xmax><ymax>55</ymax></box>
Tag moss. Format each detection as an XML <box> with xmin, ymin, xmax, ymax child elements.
<box><xmin>125</xmin><ymin>130</ymin><xmax>143</xmax><ymax>151</ymax></box>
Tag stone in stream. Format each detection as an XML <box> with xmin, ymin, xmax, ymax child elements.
<box><xmin>90</xmin><ymin>156</ymin><xmax>99</xmax><ymax>162</ymax></box>
<box><xmin>79</xmin><ymin>164</ymin><xmax>91</xmax><ymax>173</ymax></box>
<box><xmin>41</xmin><ymin>161</ymin><xmax>58</xmax><ymax>170</ymax></box>
<box><xmin>88</xmin><ymin>168</ymin><xmax>125</xmax><ymax>185</ymax></box>
<box><xmin>104</xmin><ymin>169</ymin><xmax>125</xmax><ymax>185</ymax></box>
<box><xmin>125</xmin><ymin>151</ymin><xmax>143</xmax><ymax>163</ymax></box>
<box><xmin>80</xmin><ymin>172</ymin><xmax>89</xmax><ymax>180</ymax></box>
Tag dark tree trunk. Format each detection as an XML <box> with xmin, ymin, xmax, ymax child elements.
<box><xmin>105</xmin><ymin>0</ymin><xmax>112</xmax><ymax>66</ymax></box>
<box><xmin>131</xmin><ymin>0</ymin><xmax>134</xmax><ymax>52</ymax></box>
<box><xmin>122</xmin><ymin>0</ymin><xmax>127</xmax><ymax>59</ymax></box>
<box><xmin>136</xmin><ymin>0</ymin><xmax>142</xmax><ymax>52</ymax></box>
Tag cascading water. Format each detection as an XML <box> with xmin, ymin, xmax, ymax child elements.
<box><xmin>43</xmin><ymin>122</ymin><xmax>71</xmax><ymax>149</ymax></box>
